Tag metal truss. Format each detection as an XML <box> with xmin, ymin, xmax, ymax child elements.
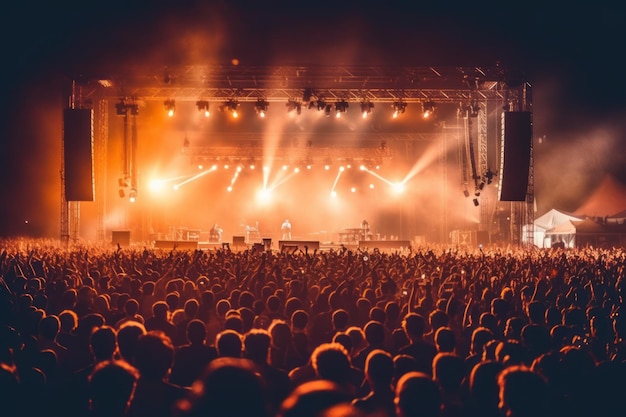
<box><xmin>81</xmin><ymin>65</ymin><xmax>515</xmax><ymax>104</ymax></box>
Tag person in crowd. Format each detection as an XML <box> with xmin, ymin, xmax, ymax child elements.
<box><xmin>88</xmin><ymin>360</ymin><xmax>139</xmax><ymax>417</ymax></box>
<box><xmin>1</xmin><ymin>238</ymin><xmax>626</xmax><ymax>417</ymax></box>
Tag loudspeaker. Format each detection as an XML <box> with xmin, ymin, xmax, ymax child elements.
<box><xmin>63</xmin><ymin>108</ymin><xmax>95</xmax><ymax>201</ymax></box>
<box><xmin>112</xmin><ymin>230</ymin><xmax>130</xmax><ymax>247</ymax></box>
<box><xmin>499</xmin><ymin>111</ymin><xmax>532</xmax><ymax>201</ymax></box>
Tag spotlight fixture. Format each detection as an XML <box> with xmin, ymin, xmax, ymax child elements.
<box><xmin>115</xmin><ymin>99</ymin><xmax>127</xmax><ymax>115</ymax></box>
<box><xmin>485</xmin><ymin>168</ymin><xmax>496</xmax><ymax>184</ymax></box>
<box><xmin>164</xmin><ymin>99</ymin><xmax>175</xmax><ymax>117</ymax></box>
<box><xmin>115</xmin><ymin>99</ymin><xmax>139</xmax><ymax>116</ymax></box>
<box><xmin>392</xmin><ymin>101</ymin><xmax>407</xmax><ymax>118</ymax></box>
<box><xmin>422</xmin><ymin>101</ymin><xmax>437</xmax><ymax>119</ymax></box>
<box><xmin>129</xmin><ymin>188</ymin><xmax>137</xmax><ymax>203</ymax></box>
<box><xmin>254</xmin><ymin>99</ymin><xmax>269</xmax><ymax>118</ymax></box>
<box><xmin>463</xmin><ymin>189</ymin><xmax>470</xmax><ymax>198</ymax></box>
<box><xmin>317</xmin><ymin>98</ymin><xmax>327</xmax><ymax>111</ymax></box>
<box><xmin>196</xmin><ymin>100</ymin><xmax>210</xmax><ymax>117</ymax></box>
<box><xmin>128</xmin><ymin>103</ymin><xmax>139</xmax><ymax>116</ymax></box>
<box><xmin>286</xmin><ymin>99</ymin><xmax>302</xmax><ymax>115</ymax></box>
<box><xmin>324</xmin><ymin>104</ymin><xmax>332</xmax><ymax>117</ymax></box>
<box><xmin>473</xmin><ymin>198</ymin><xmax>479</xmax><ymax>207</ymax></box>
<box><xmin>220</xmin><ymin>100</ymin><xmax>239</xmax><ymax>118</ymax></box>
<box><xmin>468</xmin><ymin>101</ymin><xmax>480</xmax><ymax>117</ymax></box>
<box><xmin>360</xmin><ymin>101</ymin><xmax>374</xmax><ymax>118</ymax></box>
<box><xmin>303</xmin><ymin>88</ymin><xmax>313</xmax><ymax>102</ymax></box>
<box><xmin>334</xmin><ymin>100</ymin><xmax>349</xmax><ymax>118</ymax></box>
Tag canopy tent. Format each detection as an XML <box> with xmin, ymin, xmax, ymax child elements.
<box><xmin>545</xmin><ymin>218</ymin><xmax>626</xmax><ymax>248</ymax></box>
<box><xmin>575</xmin><ymin>175</ymin><xmax>626</xmax><ymax>218</ymax></box>
<box><xmin>523</xmin><ymin>209</ymin><xmax>583</xmax><ymax>248</ymax></box>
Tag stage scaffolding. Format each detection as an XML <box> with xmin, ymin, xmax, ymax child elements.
<box><xmin>67</xmin><ymin>65</ymin><xmax>532</xmax><ymax>245</ymax></box>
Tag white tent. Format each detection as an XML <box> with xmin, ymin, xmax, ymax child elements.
<box><xmin>523</xmin><ymin>209</ymin><xmax>583</xmax><ymax>248</ymax></box>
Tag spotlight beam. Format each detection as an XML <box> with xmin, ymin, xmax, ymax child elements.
<box><xmin>331</xmin><ymin>167</ymin><xmax>345</xmax><ymax>192</ymax></box>
<box><xmin>174</xmin><ymin>165</ymin><xmax>217</xmax><ymax>189</ymax></box>
<box><xmin>361</xmin><ymin>166</ymin><xmax>397</xmax><ymax>187</ymax></box>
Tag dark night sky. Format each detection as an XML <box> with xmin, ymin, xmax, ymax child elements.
<box><xmin>1</xmin><ymin>0</ymin><xmax>625</xmax><ymax>237</ymax></box>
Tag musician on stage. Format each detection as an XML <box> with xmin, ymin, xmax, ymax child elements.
<box><xmin>361</xmin><ymin>219</ymin><xmax>370</xmax><ymax>241</ymax></box>
<box><xmin>209</xmin><ymin>223</ymin><xmax>223</xmax><ymax>242</ymax></box>
<box><xmin>281</xmin><ymin>219</ymin><xmax>292</xmax><ymax>240</ymax></box>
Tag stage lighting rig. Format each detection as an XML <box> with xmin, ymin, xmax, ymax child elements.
<box><xmin>468</xmin><ymin>100</ymin><xmax>481</xmax><ymax>117</ymax></box>
<box><xmin>422</xmin><ymin>101</ymin><xmax>437</xmax><ymax>119</ymax></box>
<box><xmin>115</xmin><ymin>99</ymin><xmax>139</xmax><ymax>116</ymax></box>
<box><xmin>220</xmin><ymin>100</ymin><xmax>240</xmax><ymax>118</ymax></box>
<box><xmin>485</xmin><ymin>168</ymin><xmax>496</xmax><ymax>184</ymax></box>
<box><xmin>286</xmin><ymin>99</ymin><xmax>302</xmax><ymax>115</ymax></box>
<box><xmin>196</xmin><ymin>100</ymin><xmax>210</xmax><ymax>117</ymax></box>
<box><xmin>254</xmin><ymin>99</ymin><xmax>269</xmax><ymax>118</ymax></box>
<box><xmin>360</xmin><ymin>101</ymin><xmax>374</xmax><ymax>118</ymax></box>
<box><xmin>334</xmin><ymin>100</ymin><xmax>349</xmax><ymax>118</ymax></box>
<box><xmin>164</xmin><ymin>99</ymin><xmax>175</xmax><ymax>117</ymax></box>
<box><xmin>392</xmin><ymin>101</ymin><xmax>407</xmax><ymax>118</ymax></box>
<box><xmin>316</xmin><ymin>98</ymin><xmax>327</xmax><ymax>111</ymax></box>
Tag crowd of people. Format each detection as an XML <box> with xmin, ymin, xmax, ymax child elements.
<box><xmin>1</xmin><ymin>237</ymin><xmax>625</xmax><ymax>417</ymax></box>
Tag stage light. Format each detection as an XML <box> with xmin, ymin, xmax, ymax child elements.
<box><xmin>463</xmin><ymin>188</ymin><xmax>470</xmax><ymax>198</ymax></box>
<box><xmin>115</xmin><ymin>99</ymin><xmax>127</xmax><ymax>115</ymax></box>
<box><xmin>324</xmin><ymin>158</ymin><xmax>332</xmax><ymax>170</ymax></box>
<box><xmin>164</xmin><ymin>99</ymin><xmax>175</xmax><ymax>117</ymax></box>
<box><xmin>351</xmin><ymin>187</ymin><xmax>357</xmax><ymax>193</ymax></box>
<box><xmin>330</xmin><ymin>190</ymin><xmax>337</xmax><ymax>198</ymax></box>
<box><xmin>485</xmin><ymin>168</ymin><xmax>496</xmax><ymax>184</ymax></box>
<box><xmin>393</xmin><ymin>183</ymin><xmax>405</xmax><ymax>193</ymax></box>
<box><xmin>335</xmin><ymin>100</ymin><xmax>349</xmax><ymax>118</ymax></box>
<box><xmin>324</xmin><ymin>104</ymin><xmax>332</xmax><ymax>117</ymax></box>
<box><xmin>221</xmin><ymin>100</ymin><xmax>239</xmax><ymax>118</ymax></box>
<box><xmin>303</xmin><ymin>88</ymin><xmax>313</xmax><ymax>102</ymax></box>
<box><xmin>392</xmin><ymin>101</ymin><xmax>407</xmax><ymax>118</ymax></box>
<box><xmin>129</xmin><ymin>188</ymin><xmax>137</xmax><ymax>203</ymax></box>
<box><xmin>286</xmin><ymin>99</ymin><xmax>302</xmax><ymax>115</ymax></box>
<box><xmin>257</xmin><ymin>188</ymin><xmax>271</xmax><ymax>203</ymax></box>
<box><xmin>317</xmin><ymin>99</ymin><xmax>327</xmax><ymax>111</ymax></box>
<box><xmin>422</xmin><ymin>101</ymin><xmax>437</xmax><ymax>119</ymax></box>
<box><xmin>294</xmin><ymin>167</ymin><xmax>300</xmax><ymax>173</ymax></box>
<box><xmin>468</xmin><ymin>101</ymin><xmax>480</xmax><ymax>117</ymax></box>
<box><xmin>196</xmin><ymin>100</ymin><xmax>210</xmax><ymax>117</ymax></box>
<box><xmin>473</xmin><ymin>198</ymin><xmax>479</xmax><ymax>207</ymax></box>
<box><xmin>116</xmin><ymin>99</ymin><xmax>139</xmax><ymax>116</ymax></box>
<box><xmin>361</xmin><ymin>101</ymin><xmax>374</xmax><ymax>118</ymax></box>
<box><xmin>149</xmin><ymin>179</ymin><xmax>164</xmax><ymax>191</ymax></box>
<box><xmin>255</xmin><ymin>99</ymin><xmax>269</xmax><ymax>118</ymax></box>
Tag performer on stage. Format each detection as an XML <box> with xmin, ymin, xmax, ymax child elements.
<box><xmin>361</xmin><ymin>219</ymin><xmax>370</xmax><ymax>241</ymax></box>
<box><xmin>281</xmin><ymin>219</ymin><xmax>292</xmax><ymax>240</ymax></box>
<box><xmin>209</xmin><ymin>223</ymin><xmax>223</xmax><ymax>242</ymax></box>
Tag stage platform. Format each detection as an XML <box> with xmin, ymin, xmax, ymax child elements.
<box><xmin>150</xmin><ymin>239</ymin><xmax>412</xmax><ymax>253</ymax></box>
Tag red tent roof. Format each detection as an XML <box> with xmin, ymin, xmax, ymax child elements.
<box><xmin>574</xmin><ymin>175</ymin><xmax>626</xmax><ymax>217</ymax></box>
